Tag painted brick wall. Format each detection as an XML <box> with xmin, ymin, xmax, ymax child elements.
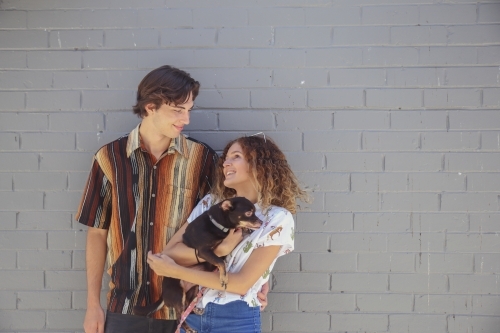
<box><xmin>0</xmin><ymin>0</ymin><xmax>499</xmax><ymax>332</ymax></box>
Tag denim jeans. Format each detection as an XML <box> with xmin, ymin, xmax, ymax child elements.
<box><xmin>104</xmin><ymin>311</ymin><xmax>177</xmax><ymax>333</ymax></box>
<box><xmin>181</xmin><ymin>301</ymin><xmax>261</xmax><ymax>333</ymax></box>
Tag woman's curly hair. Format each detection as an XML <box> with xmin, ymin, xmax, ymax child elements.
<box><xmin>211</xmin><ymin>135</ymin><xmax>309</xmax><ymax>214</ymax></box>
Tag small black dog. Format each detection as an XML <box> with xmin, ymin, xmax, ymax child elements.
<box><xmin>133</xmin><ymin>197</ymin><xmax>262</xmax><ymax>326</ymax></box>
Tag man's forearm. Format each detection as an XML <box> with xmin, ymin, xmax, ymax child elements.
<box><xmin>85</xmin><ymin>227</ymin><xmax>108</xmax><ymax>307</ymax></box>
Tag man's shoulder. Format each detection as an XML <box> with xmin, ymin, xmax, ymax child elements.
<box><xmin>185</xmin><ymin>135</ymin><xmax>217</xmax><ymax>155</ymax></box>
<box><xmin>94</xmin><ymin>133</ymin><xmax>129</xmax><ymax>157</ymax></box>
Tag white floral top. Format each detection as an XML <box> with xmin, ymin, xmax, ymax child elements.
<box><xmin>186</xmin><ymin>194</ymin><xmax>295</xmax><ymax>308</ymax></box>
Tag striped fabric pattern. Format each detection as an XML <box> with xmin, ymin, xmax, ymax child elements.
<box><xmin>76</xmin><ymin>124</ymin><xmax>217</xmax><ymax>319</ymax></box>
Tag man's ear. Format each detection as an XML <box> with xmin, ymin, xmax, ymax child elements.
<box><xmin>144</xmin><ymin>103</ymin><xmax>156</xmax><ymax>116</ymax></box>
<box><xmin>221</xmin><ymin>200</ymin><xmax>233</xmax><ymax>211</ymax></box>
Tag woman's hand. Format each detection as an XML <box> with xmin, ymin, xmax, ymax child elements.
<box><xmin>214</xmin><ymin>228</ymin><xmax>244</xmax><ymax>257</ymax></box>
<box><xmin>147</xmin><ymin>251</ymin><xmax>179</xmax><ymax>278</ymax></box>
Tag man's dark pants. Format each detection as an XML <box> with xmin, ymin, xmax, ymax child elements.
<box><xmin>105</xmin><ymin>311</ymin><xmax>177</xmax><ymax>333</ymax></box>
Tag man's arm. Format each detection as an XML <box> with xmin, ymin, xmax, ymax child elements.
<box><xmin>83</xmin><ymin>227</ymin><xmax>108</xmax><ymax>333</ymax></box>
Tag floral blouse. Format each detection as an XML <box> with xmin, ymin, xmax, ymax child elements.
<box><xmin>186</xmin><ymin>194</ymin><xmax>295</xmax><ymax>308</ymax></box>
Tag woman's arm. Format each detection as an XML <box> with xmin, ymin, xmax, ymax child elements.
<box><xmin>162</xmin><ymin>222</ymin><xmax>244</xmax><ymax>267</ymax></box>
<box><xmin>149</xmin><ymin>245</ymin><xmax>281</xmax><ymax>295</ymax></box>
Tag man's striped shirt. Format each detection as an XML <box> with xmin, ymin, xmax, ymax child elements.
<box><xmin>76</xmin><ymin>124</ymin><xmax>217</xmax><ymax>319</ymax></box>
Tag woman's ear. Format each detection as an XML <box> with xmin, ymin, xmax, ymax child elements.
<box><xmin>221</xmin><ymin>200</ymin><xmax>233</xmax><ymax>211</ymax></box>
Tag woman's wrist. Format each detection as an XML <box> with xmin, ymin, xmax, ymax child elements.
<box><xmin>167</xmin><ymin>257</ymin><xmax>184</xmax><ymax>279</ymax></box>
<box><xmin>214</xmin><ymin>244</ymin><xmax>228</xmax><ymax>257</ymax></box>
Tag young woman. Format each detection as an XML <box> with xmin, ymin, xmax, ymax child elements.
<box><xmin>147</xmin><ymin>135</ymin><xmax>308</xmax><ymax>333</ymax></box>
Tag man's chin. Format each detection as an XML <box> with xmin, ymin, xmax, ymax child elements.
<box><xmin>165</xmin><ymin>131</ymin><xmax>181</xmax><ymax>139</ymax></box>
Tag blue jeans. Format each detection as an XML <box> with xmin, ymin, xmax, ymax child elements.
<box><xmin>181</xmin><ymin>301</ymin><xmax>261</xmax><ymax>333</ymax></box>
<box><xmin>104</xmin><ymin>311</ymin><xmax>176</xmax><ymax>333</ymax></box>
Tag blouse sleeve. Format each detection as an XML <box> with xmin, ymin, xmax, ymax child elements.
<box><xmin>186</xmin><ymin>194</ymin><xmax>213</xmax><ymax>223</ymax></box>
<box><xmin>255</xmin><ymin>208</ymin><xmax>295</xmax><ymax>257</ymax></box>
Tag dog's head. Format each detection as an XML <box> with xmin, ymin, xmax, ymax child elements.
<box><xmin>211</xmin><ymin>197</ymin><xmax>263</xmax><ymax>230</ymax></box>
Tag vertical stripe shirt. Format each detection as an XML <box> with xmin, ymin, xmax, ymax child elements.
<box><xmin>76</xmin><ymin>124</ymin><xmax>217</xmax><ymax>319</ymax></box>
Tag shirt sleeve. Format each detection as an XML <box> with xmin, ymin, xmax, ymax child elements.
<box><xmin>75</xmin><ymin>157</ymin><xmax>112</xmax><ymax>229</ymax></box>
<box><xmin>255</xmin><ymin>208</ymin><xmax>295</xmax><ymax>257</ymax></box>
<box><xmin>197</xmin><ymin>147</ymin><xmax>218</xmax><ymax>201</ymax></box>
<box><xmin>187</xmin><ymin>194</ymin><xmax>212</xmax><ymax>223</ymax></box>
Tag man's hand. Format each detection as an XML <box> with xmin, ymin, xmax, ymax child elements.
<box><xmin>83</xmin><ymin>305</ymin><xmax>105</xmax><ymax>333</ymax></box>
<box><xmin>147</xmin><ymin>251</ymin><xmax>180</xmax><ymax>278</ymax></box>
<box><xmin>257</xmin><ymin>281</ymin><xmax>270</xmax><ymax>311</ymax></box>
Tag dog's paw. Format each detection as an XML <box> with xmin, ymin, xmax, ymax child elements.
<box><xmin>219</xmin><ymin>273</ymin><xmax>228</xmax><ymax>288</ymax></box>
<box><xmin>218</xmin><ymin>268</ymin><xmax>228</xmax><ymax>289</ymax></box>
<box><xmin>220</xmin><ymin>277</ymin><xmax>229</xmax><ymax>289</ymax></box>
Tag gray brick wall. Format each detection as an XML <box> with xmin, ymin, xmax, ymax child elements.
<box><xmin>0</xmin><ymin>0</ymin><xmax>499</xmax><ymax>332</ymax></box>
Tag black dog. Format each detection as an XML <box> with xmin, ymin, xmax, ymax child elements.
<box><xmin>133</xmin><ymin>197</ymin><xmax>262</xmax><ymax>326</ymax></box>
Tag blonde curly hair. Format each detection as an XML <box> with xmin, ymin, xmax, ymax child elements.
<box><xmin>211</xmin><ymin>135</ymin><xmax>309</xmax><ymax>214</ymax></box>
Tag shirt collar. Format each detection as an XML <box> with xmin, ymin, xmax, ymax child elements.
<box><xmin>126</xmin><ymin>123</ymin><xmax>190</xmax><ymax>159</ymax></box>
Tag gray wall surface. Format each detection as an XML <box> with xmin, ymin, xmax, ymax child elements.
<box><xmin>1</xmin><ymin>0</ymin><xmax>500</xmax><ymax>332</ymax></box>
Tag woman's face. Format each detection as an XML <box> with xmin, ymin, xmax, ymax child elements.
<box><xmin>222</xmin><ymin>142</ymin><xmax>253</xmax><ymax>190</ymax></box>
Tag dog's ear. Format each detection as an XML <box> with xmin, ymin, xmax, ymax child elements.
<box><xmin>221</xmin><ymin>200</ymin><xmax>233</xmax><ymax>211</ymax></box>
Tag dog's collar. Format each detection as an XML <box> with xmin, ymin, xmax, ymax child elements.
<box><xmin>209</xmin><ymin>214</ymin><xmax>229</xmax><ymax>233</ymax></box>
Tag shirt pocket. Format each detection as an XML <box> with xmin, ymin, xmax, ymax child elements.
<box><xmin>162</xmin><ymin>185</ymin><xmax>198</xmax><ymax>228</ymax></box>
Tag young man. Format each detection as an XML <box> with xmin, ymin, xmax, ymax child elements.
<box><xmin>76</xmin><ymin>65</ymin><xmax>219</xmax><ymax>333</ymax></box>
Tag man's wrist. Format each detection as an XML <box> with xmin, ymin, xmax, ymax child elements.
<box><xmin>86</xmin><ymin>297</ymin><xmax>102</xmax><ymax>309</ymax></box>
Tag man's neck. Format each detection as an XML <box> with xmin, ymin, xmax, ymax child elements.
<box><xmin>139</xmin><ymin>122</ymin><xmax>172</xmax><ymax>160</ymax></box>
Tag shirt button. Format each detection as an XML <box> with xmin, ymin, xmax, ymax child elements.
<box><xmin>150</xmin><ymin>222</ymin><xmax>153</xmax><ymax>226</ymax></box>
<box><xmin>146</xmin><ymin>281</ymin><xmax>150</xmax><ymax>285</ymax></box>
<box><xmin>153</xmin><ymin>166</ymin><xmax>157</xmax><ymax>169</ymax></box>
<box><xmin>152</xmin><ymin>193</ymin><xmax>156</xmax><ymax>197</ymax></box>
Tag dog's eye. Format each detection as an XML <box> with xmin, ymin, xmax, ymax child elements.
<box><xmin>244</xmin><ymin>211</ymin><xmax>253</xmax><ymax>217</ymax></box>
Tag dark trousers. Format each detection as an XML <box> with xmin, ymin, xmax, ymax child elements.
<box><xmin>105</xmin><ymin>311</ymin><xmax>177</xmax><ymax>333</ymax></box>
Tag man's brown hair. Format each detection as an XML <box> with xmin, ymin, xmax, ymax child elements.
<box><xmin>133</xmin><ymin>65</ymin><xmax>200</xmax><ymax>118</ymax></box>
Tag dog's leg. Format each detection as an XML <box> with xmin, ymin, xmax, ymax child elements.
<box><xmin>162</xmin><ymin>277</ymin><xmax>184</xmax><ymax>310</ymax></box>
<box><xmin>132</xmin><ymin>298</ymin><xmax>163</xmax><ymax>317</ymax></box>
<box><xmin>197</xmin><ymin>249</ymin><xmax>228</xmax><ymax>288</ymax></box>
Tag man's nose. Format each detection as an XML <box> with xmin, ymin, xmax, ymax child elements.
<box><xmin>181</xmin><ymin>111</ymin><xmax>190</xmax><ymax>125</ymax></box>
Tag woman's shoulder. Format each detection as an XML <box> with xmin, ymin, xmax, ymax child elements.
<box><xmin>199</xmin><ymin>193</ymin><xmax>215</xmax><ymax>209</ymax></box>
<box><xmin>265</xmin><ymin>204</ymin><xmax>292</xmax><ymax>215</ymax></box>
<box><xmin>261</xmin><ymin>205</ymin><xmax>294</xmax><ymax>224</ymax></box>
<box><xmin>254</xmin><ymin>204</ymin><xmax>295</xmax><ymax>247</ymax></box>
<box><xmin>188</xmin><ymin>194</ymin><xmax>217</xmax><ymax>222</ymax></box>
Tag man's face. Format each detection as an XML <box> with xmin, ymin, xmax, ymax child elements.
<box><xmin>146</xmin><ymin>94</ymin><xmax>193</xmax><ymax>139</ymax></box>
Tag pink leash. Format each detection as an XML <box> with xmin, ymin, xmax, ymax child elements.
<box><xmin>175</xmin><ymin>286</ymin><xmax>207</xmax><ymax>333</ymax></box>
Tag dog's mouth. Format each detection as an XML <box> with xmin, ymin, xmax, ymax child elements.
<box><xmin>239</xmin><ymin>219</ymin><xmax>263</xmax><ymax>230</ymax></box>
